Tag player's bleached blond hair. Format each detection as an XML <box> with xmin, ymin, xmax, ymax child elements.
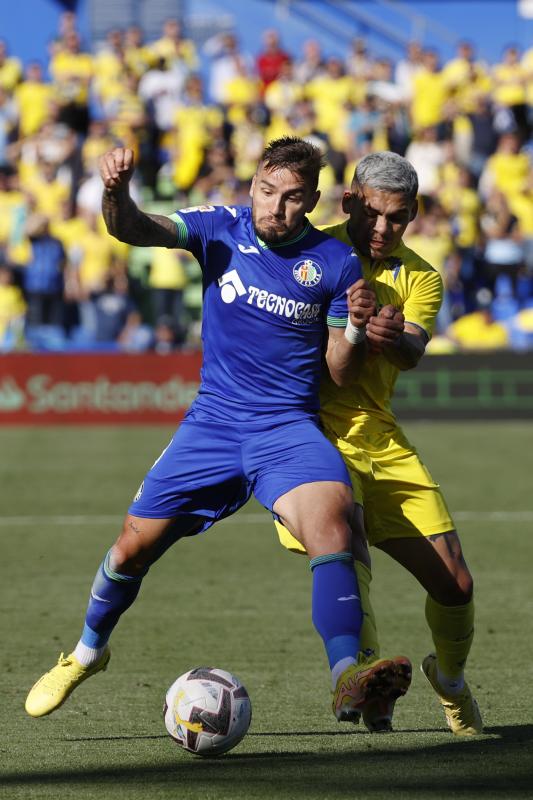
<box><xmin>259</xmin><ymin>137</ymin><xmax>325</xmax><ymax>192</ymax></box>
<box><xmin>353</xmin><ymin>151</ymin><xmax>418</xmax><ymax>202</ymax></box>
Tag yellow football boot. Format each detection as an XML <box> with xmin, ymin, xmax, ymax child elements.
<box><xmin>25</xmin><ymin>649</ymin><xmax>110</xmax><ymax>717</ymax></box>
<box><xmin>360</xmin><ymin>655</ymin><xmax>412</xmax><ymax>732</ymax></box>
<box><xmin>333</xmin><ymin>655</ymin><xmax>411</xmax><ymax>723</ymax></box>
<box><xmin>421</xmin><ymin>653</ymin><xmax>483</xmax><ymax>736</ymax></box>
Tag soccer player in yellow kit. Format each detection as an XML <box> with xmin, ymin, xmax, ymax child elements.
<box><xmin>277</xmin><ymin>151</ymin><xmax>482</xmax><ymax>736</ymax></box>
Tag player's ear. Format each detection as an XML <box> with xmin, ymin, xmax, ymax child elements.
<box><xmin>307</xmin><ymin>189</ymin><xmax>320</xmax><ymax>213</ymax></box>
<box><xmin>249</xmin><ymin>175</ymin><xmax>256</xmax><ymax>198</ymax></box>
<box><xmin>409</xmin><ymin>198</ymin><xmax>419</xmax><ymax>222</ymax></box>
<box><xmin>341</xmin><ymin>191</ymin><xmax>353</xmax><ymax>214</ymax></box>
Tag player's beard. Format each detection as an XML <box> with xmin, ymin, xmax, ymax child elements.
<box><xmin>252</xmin><ymin>209</ymin><xmax>293</xmax><ymax>244</ymax></box>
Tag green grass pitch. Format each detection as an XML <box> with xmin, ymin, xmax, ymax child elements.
<box><xmin>1</xmin><ymin>422</ymin><xmax>532</xmax><ymax>799</ymax></box>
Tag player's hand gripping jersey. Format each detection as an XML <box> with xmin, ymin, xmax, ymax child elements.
<box><xmin>169</xmin><ymin>205</ymin><xmax>362</xmax><ymax>423</ymax></box>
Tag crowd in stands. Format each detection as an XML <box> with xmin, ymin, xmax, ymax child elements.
<box><xmin>1</xmin><ymin>11</ymin><xmax>533</xmax><ymax>353</ymax></box>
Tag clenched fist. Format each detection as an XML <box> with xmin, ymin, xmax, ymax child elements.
<box><xmin>366</xmin><ymin>304</ymin><xmax>404</xmax><ymax>351</ymax></box>
<box><xmin>346</xmin><ymin>278</ymin><xmax>376</xmax><ymax>329</ymax></box>
<box><xmin>99</xmin><ymin>147</ymin><xmax>135</xmax><ymax>191</ymax></box>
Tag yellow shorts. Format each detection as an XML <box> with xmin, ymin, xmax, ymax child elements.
<box><xmin>276</xmin><ymin>419</ymin><xmax>454</xmax><ymax>554</ymax></box>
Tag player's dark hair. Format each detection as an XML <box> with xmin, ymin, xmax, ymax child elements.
<box><xmin>259</xmin><ymin>137</ymin><xmax>325</xmax><ymax>191</ymax></box>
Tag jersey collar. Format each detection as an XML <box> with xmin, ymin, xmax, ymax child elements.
<box><xmin>255</xmin><ymin>220</ymin><xmax>311</xmax><ymax>249</ymax></box>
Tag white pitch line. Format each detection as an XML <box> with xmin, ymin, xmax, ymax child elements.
<box><xmin>0</xmin><ymin>511</ymin><xmax>532</xmax><ymax>526</ymax></box>
<box><xmin>0</xmin><ymin>513</ymin><xmax>272</xmax><ymax>527</ymax></box>
<box><xmin>454</xmin><ymin>511</ymin><xmax>533</xmax><ymax>522</ymax></box>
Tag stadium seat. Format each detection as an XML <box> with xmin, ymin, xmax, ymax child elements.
<box><xmin>24</xmin><ymin>325</ymin><xmax>68</xmax><ymax>352</ymax></box>
<box><xmin>491</xmin><ymin>274</ymin><xmax>519</xmax><ymax>321</ymax></box>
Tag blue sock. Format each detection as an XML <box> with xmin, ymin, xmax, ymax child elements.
<box><xmin>310</xmin><ymin>552</ymin><xmax>362</xmax><ymax>669</ymax></box>
<box><xmin>80</xmin><ymin>551</ymin><xmax>148</xmax><ymax>649</ymax></box>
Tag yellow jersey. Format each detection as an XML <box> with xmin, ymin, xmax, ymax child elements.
<box><xmin>319</xmin><ymin>221</ymin><xmax>443</xmax><ymax>430</ymax></box>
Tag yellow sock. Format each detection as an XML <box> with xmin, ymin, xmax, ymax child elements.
<box><xmin>425</xmin><ymin>594</ymin><xmax>474</xmax><ymax>680</ymax></box>
<box><xmin>355</xmin><ymin>560</ymin><xmax>380</xmax><ymax>659</ymax></box>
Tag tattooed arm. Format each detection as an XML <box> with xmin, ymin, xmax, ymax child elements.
<box><xmin>99</xmin><ymin>147</ymin><xmax>178</xmax><ymax>248</ymax></box>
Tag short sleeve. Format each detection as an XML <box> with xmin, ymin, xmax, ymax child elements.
<box><xmin>403</xmin><ymin>269</ymin><xmax>443</xmax><ymax>339</ymax></box>
<box><xmin>166</xmin><ymin>205</ymin><xmax>218</xmax><ymax>267</ymax></box>
<box><xmin>327</xmin><ymin>251</ymin><xmax>363</xmax><ymax>327</ymax></box>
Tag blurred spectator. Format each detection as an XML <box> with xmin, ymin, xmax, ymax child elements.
<box><xmin>264</xmin><ymin>60</ymin><xmax>303</xmax><ymax>117</ymax></box>
<box><xmin>0</xmin><ymin>263</ymin><xmax>26</xmax><ymax>350</ymax></box>
<box><xmin>446</xmin><ymin>288</ymin><xmax>509</xmax><ymax>350</ymax></box>
<box><xmin>168</xmin><ymin>74</ymin><xmax>224</xmax><ymax>194</ymax></box>
<box><xmin>346</xmin><ymin>93</ymin><xmax>383</xmax><ymax>157</ymax></box>
<box><xmin>14</xmin><ymin>62</ymin><xmax>55</xmax><ymax>139</ymax></box>
<box><xmin>405</xmin><ymin>127</ymin><xmax>446</xmax><ymax>200</ymax></box>
<box><xmin>466</xmin><ymin>94</ymin><xmax>499</xmax><ymax>178</ymax></box>
<box><xmin>118</xmin><ymin>309</ymin><xmax>154</xmax><ymax>352</ymax></box>
<box><xmin>368</xmin><ymin>58</ymin><xmax>409</xmax><ymax>105</ymax></box>
<box><xmin>68</xmin><ymin>209</ymin><xmax>120</xmax><ymax>335</ymax></box>
<box><xmin>405</xmin><ymin>205</ymin><xmax>455</xmax><ymax>332</ymax></box>
<box><xmin>50</xmin><ymin>10</ymin><xmax>78</xmax><ymax>56</ymax></box>
<box><xmin>394</xmin><ymin>41</ymin><xmax>424</xmax><ymax>101</ymax></box>
<box><xmin>479</xmin><ymin>188</ymin><xmax>523</xmax><ymax>293</ymax></box>
<box><xmin>492</xmin><ymin>45</ymin><xmax>529</xmax><ymax>142</ymax></box>
<box><xmin>24</xmin><ymin>158</ymin><xmax>70</xmax><ymax>220</ymax></box>
<box><xmin>479</xmin><ymin>131</ymin><xmax>530</xmax><ymax>202</ymax></box>
<box><xmin>152</xmin><ymin>314</ymin><xmax>180</xmax><ymax>353</ymax></box>
<box><xmin>305</xmin><ymin>56</ymin><xmax>356</xmax><ymax>155</ymax></box>
<box><xmin>522</xmin><ymin>43</ymin><xmax>533</xmax><ymax>119</ymax></box>
<box><xmin>442</xmin><ymin>40</ymin><xmax>484</xmax><ymax>92</ymax></box>
<box><xmin>81</xmin><ymin>118</ymin><xmax>116</xmax><ymax>176</ymax></box>
<box><xmin>150</xmin><ymin>19</ymin><xmax>198</xmax><ymax>72</ymax></box>
<box><xmin>123</xmin><ymin>25</ymin><xmax>155</xmax><ymax>79</ymax></box>
<box><xmin>147</xmin><ymin>247</ymin><xmax>188</xmax><ymax>341</ymax></box>
<box><xmin>411</xmin><ymin>49</ymin><xmax>448</xmax><ymax>131</ymax></box>
<box><xmin>203</xmin><ymin>32</ymin><xmax>253</xmax><ymax>106</ymax></box>
<box><xmin>345</xmin><ymin>37</ymin><xmax>374</xmax><ymax>80</ymax></box>
<box><xmin>230</xmin><ymin>104</ymin><xmax>266</xmax><ymax>182</ymax></box>
<box><xmin>92</xmin><ymin>29</ymin><xmax>127</xmax><ymax>109</ymax></box>
<box><xmin>0</xmin><ymin>40</ymin><xmax>22</xmax><ymax>92</ymax></box>
<box><xmin>138</xmin><ymin>56</ymin><xmax>186</xmax><ymax>136</ymax></box>
<box><xmin>255</xmin><ymin>29</ymin><xmax>290</xmax><ymax>93</ymax></box>
<box><xmin>294</xmin><ymin>39</ymin><xmax>326</xmax><ymax>84</ymax></box>
<box><xmin>0</xmin><ymin>86</ymin><xmax>17</xmax><ymax>168</ymax></box>
<box><xmin>0</xmin><ymin>169</ymin><xmax>30</xmax><ymax>267</ymax></box>
<box><xmin>221</xmin><ymin>58</ymin><xmax>260</xmax><ymax>121</ymax></box>
<box><xmin>89</xmin><ymin>270</ymin><xmax>151</xmax><ymax>349</ymax></box>
<box><xmin>23</xmin><ymin>213</ymin><xmax>65</xmax><ymax>326</ymax></box>
<box><xmin>193</xmin><ymin>139</ymin><xmax>238</xmax><ymax>203</ymax></box>
<box><xmin>49</xmin><ymin>30</ymin><xmax>93</xmax><ymax>134</ymax></box>
<box><xmin>438</xmin><ymin>164</ymin><xmax>481</xmax><ymax>309</ymax></box>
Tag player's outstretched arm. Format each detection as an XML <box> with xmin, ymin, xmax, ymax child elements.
<box><xmin>100</xmin><ymin>148</ymin><xmax>178</xmax><ymax>248</ymax></box>
<box><xmin>325</xmin><ymin>279</ymin><xmax>375</xmax><ymax>386</ymax></box>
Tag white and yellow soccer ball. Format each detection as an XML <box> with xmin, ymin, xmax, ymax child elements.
<box><xmin>164</xmin><ymin>667</ymin><xmax>252</xmax><ymax>756</ymax></box>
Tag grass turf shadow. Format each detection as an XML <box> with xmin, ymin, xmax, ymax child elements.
<box><xmin>3</xmin><ymin>724</ymin><xmax>533</xmax><ymax>797</ymax></box>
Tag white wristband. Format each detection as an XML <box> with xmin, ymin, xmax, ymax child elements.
<box><xmin>344</xmin><ymin>318</ymin><xmax>366</xmax><ymax>345</ymax></box>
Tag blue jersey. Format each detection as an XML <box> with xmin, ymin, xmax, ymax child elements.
<box><xmin>168</xmin><ymin>205</ymin><xmax>362</xmax><ymax>422</ymax></box>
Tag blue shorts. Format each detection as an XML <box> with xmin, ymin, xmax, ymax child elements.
<box><xmin>129</xmin><ymin>417</ymin><xmax>351</xmax><ymax>530</ymax></box>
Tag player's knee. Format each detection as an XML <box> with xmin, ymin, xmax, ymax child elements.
<box><xmin>303</xmin><ymin>518</ymin><xmax>352</xmax><ymax>558</ymax></box>
<box><xmin>456</xmin><ymin>570</ymin><xmax>474</xmax><ymax>603</ymax></box>
<box><xmin>110</xmin><ymin>541</ymin><xmax>151</xmax><ymax>577</ymax></box>
<box><xmin>432</xmin><ymin>569</ymin><xmax>473</xmax><ymax>606</ymax></box>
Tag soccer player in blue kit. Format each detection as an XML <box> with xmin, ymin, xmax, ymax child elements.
<box><xmin>26</xmin><ymin>137</ymin><xmax>410</xmax><ymax>724</ymax></box>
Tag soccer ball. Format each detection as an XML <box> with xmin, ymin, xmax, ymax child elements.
<box><xmin>164</xmin><ymin>666</ymin><xmax>252</xmax><ymax>756</ymax></box>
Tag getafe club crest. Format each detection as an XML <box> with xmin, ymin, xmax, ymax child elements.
<box><xmin>293</xmin><ymin>259</ymin><xmax>322</xmax><ymax>287</ymax></box>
